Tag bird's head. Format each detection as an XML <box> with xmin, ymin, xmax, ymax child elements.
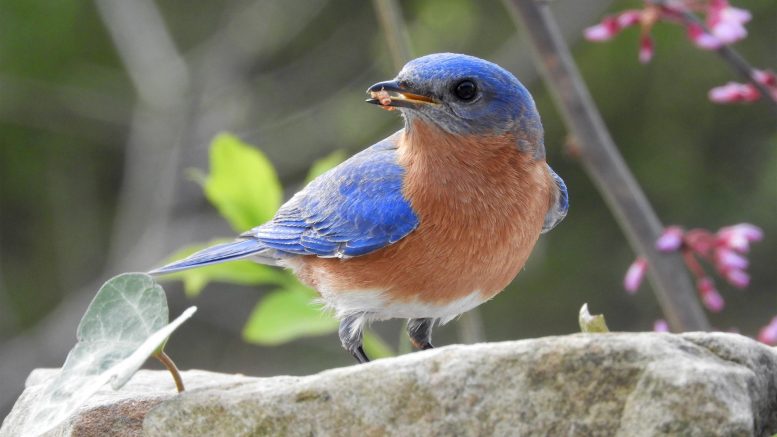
<box><xmin>367</xmin><ymin>53</ymin><xmax>544</xmax><ymax>158</ymax></box>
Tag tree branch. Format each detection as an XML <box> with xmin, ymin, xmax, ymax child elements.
<box><xmin>504</xmin><ymin>0</ymin><xmax>711</xmax><ymax>332</ymax></box>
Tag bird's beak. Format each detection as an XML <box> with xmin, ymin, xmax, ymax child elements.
<box><xmin>365</xmin><ymin>80</ymin><xmax>437</xmax><ymax>109</ymax></box>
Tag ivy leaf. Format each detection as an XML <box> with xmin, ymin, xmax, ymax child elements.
<box><xmin>21</xmin><ymin>273</ymin><xmax>196</xmax><ymax>437</ymax></box>
<box><xmin>305</xmin><ymin>149</ymin><xmax>347</xmax><ymax>183</ymax></box>
<box><xmin>204</xmin><ymin>133</ymin><xmax>282</xmax><ymax>232</ymax></box>
<box><xmin>158</xmin><ymin>240</ymin><xmax>294</xmax><ymax>297</ymax></box>
<box><xmin>242</xmin><ymin>284</ymin><xmax>338</xmax><ymax>345</ymax></box>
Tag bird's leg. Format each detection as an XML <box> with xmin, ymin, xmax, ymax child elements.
<box><xmin>339</xmin><ymin>313</ymin><xmax>370</xmax><ymax>363</ymax></box>
<box><xmin>407</xmin><ymin>318</ymin><xmax>435</xmax><ymax>350</ymax></box>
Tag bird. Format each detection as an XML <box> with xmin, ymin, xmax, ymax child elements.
<box><xmin>150</xmin><ymin>53</ymin><xmax>568</xmax><ymax>364</ymax></box>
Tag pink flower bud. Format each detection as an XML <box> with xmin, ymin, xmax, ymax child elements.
<box><xmin>707</xmin><ymin>1</ymin><xmax>751</xmax><ymax>44</ymax></box>
<box><xmin>697</xmin><ymin>276</ymin><xmax>715</xmax><ymax>293</ymax></box>
<box><xmin>753</xmin><ymin>70</ymin><xmax>777</xmax><ymax>87</ymax></box>
<box><xmin>714</xmin><ymin>248</ymin><xmax>749</xmax><ymax>271</ymax></box>
<box><xmin>687</xmin><ymin>23</ymin><xmax>721</xmax><ymax>50</ymax></box>
<box><xmin>718</xmin><ymin>223</ymin><xmax>764</xmax><ymax>252</ymax></box>
<box><xmin>708</xmin><ymin>82</ymin><xmax>759</xmax><ymax>103</ymax></box>
<box><xmin>757</xmin><ymin>316</ymin><xmax>777</xmax><ymax>346</ymax></box>
<box><xmin>624</xmin><ymin>257</ymin><xmax>648</xmax><ymax>294</ymax></box>
<box><xmin>638</xmin><ymin>35</ymin><xmax>654</xmax><ymax>64</ymax></box>
<box><xmin>616</xmin><ymin>10</ymin><xmax>641</xmax><ymax>28</ymax></box>
<box><xmin>702</xmin><ymin>289</ymin><xmax>725</xmax><ymax>312</ymax></box>
<box><xmin>726</xmin><ymin>223</ymin><xmax>764</xmax><ymax>242</ymax></box>
<box><xmin>722</xmin><ymin>6</ymin><xmax>752</xmax><ymax>25</ymax></box>
<box><xmin>584</xmin><ymin>10</ymin><xmax>642</xmax><ymax>42</ymax></box>
<box><xmin>711</xmin><ymin>19</ymin><xmax>748</xmax><ymax>44</ymax></box>
<box><xmin>723</xmin><ymin>268</ymin><xmax>750</xmax><ymax>289</ymax></box>
<box><xmin>584</xmin><ymin>17</ymin><xmax>620</xmax><ymax>41</ymax></box>
<box><xmin>653</xmin><ymin>319</ymin><xmax>669</xmax><ymax>332</ymax></box>
<box><xmin>697</xmin><ymin>277</ymin><xmax>724</xmax><ymax>312</ymax></box>
<box><xmin>656</xmin><ymin>226</ymin><xmax>684</xmax><ymax>252</ymax></box>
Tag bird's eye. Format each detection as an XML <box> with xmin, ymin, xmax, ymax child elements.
<box><xmin>453</xmin><ymin>80</ymin><xmax>477</xmax><ymax>101</ymax></box>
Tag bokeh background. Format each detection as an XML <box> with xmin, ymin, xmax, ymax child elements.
<box><xmin>0</xmin><ymin>0</ymin><xmax>774</xmax><ymax>418</ymax></box>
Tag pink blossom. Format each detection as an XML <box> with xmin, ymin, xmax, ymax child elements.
<box><xmin>714</xmin><ymin>249</ymin><xmax>748</xmax><ymax>271</ymax></box>
<box><xmin>708</xmin><ymin>82</ymin><xmax>759</xmax><ymax>103</ymax></box>
<box><xmin>723</xmin><ymin>268</ymin><xmax>750</xmax><ymax>289</ymax></box>
<box><xmin>617</xmin><ymin>10</ymin><xmax>642</xmax><ymax>27</ymax></box>
<box><xmin>584</xmin><ymin>10</ymin><xmax>642</xmax><ymax>42</ymax></box>
<box><xmin>653</xmin><ymin>319</ymin><xmax>670</xmax><ymax>332</ymax></box>
<box><xmin>584</xmin><ymin>1</ymin><xmax>753</xmax><ymax>65</ymax></box>
<box><xmin>638</xmin><ymin>35</ymin><xmax>654</xmax><ymax>64</ymax></box>
<box><xmin>702</xmin><ymin>289</ymin><xmax>725</xmax><ymax>312</ymax></box>
<box><xmin>709</xmin><ymin>71</ymin><xmax>777</xmax><ymax>104</ymax></box>
<box><xmin>687</xmin><ymin>22</ymin><xmax>721</xmax><ymax>50</ymax></box>
<box><xmin>723</xmin><ymin>223</ymin><xmax>764</xmax><ymax>242</ymax></box>
<box><xmin>656</xmin><ymin>226</ymin><xmax>684</xmax><ymax>252</ymax></box>
<box><xmin>624</xmin><ymin>257</ymin><xmax>648</xmax><ymax>293</ymax></box>
<box><xmin>757</xmin><ymin>316</ymin><xmax>777</xmax><ymax>346</ymax></box>
<box><xmin>584</xmin><ymin>18</ymin><xmax>619</xmax><ymax>41</ymax></box>
<box><xmin>718</xmin><ymin>223</ymin><xmax>764</xmax><ymax>252</ymax></box>
<box><xmin>707</xmin><ymin>0</ymin><xmax>751</xmax><ymax>44</ymax></box>
<box><xmin>697</xmin><ymin>277</ymin><xmax>724</xmax><ymax>312</ymax></box>
<box><xmin>753</xmin><ymin>70</ymin><xmax>777</xmax><ymax>87</ymax></box>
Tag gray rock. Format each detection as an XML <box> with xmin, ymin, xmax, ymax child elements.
<box><xmin>3</xmin><ymin>333</ymin><xmax>777</xmax><ymax>436</ymax></box>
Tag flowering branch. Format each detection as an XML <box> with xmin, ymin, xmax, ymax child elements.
<box><xmin>626</xmin><ymin>223</ymin><xmax>773</xmax><ymax>345</ymax></box>
<box><xmin>504</xmin><ymin>0</ymin><xmax>711</xmax><ymax>332</ymax></box>
<box><xmin>664</xmin><ymin>1</ymin><xmax>777</xmax><ymax>113</ymax></box>
<box><xmin>626</xmin><ymin>224</ymin><xmax>763</xmax><ymax>319</ymax></box>
<box><xmin>584</xmin><ymin>0</ymin><xmax>777</xmax><ymax>115</ymax></box>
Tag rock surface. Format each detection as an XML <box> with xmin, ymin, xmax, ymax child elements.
<box><xmin>3</xmin><ymin>333</ymin><xmax>777</xmax><ymax>436</ymax></box>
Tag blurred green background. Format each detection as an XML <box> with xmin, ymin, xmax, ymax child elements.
<box><xmin>0</xmin><ymin>0</ymin><xmax>774</xmax><ymax>418</ymax></box>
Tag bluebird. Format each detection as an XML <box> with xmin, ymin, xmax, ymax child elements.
<box><xmin>151</xmin><ymin>53</ymin><xmax>568</xmax><ymax>363</ymax></box>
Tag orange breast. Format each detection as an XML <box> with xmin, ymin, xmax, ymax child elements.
<box><xmin>293</xmin><ymin>122</ymin><xmax>555</xmax><ymax>306</ymax></box>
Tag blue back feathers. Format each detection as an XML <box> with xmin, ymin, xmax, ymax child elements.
<box><xmin>152</xmin><ymin>134</ymin><xmax>419</xmax><ymax>274</ymax></box>
<box><xmin>247</xmin><ymin>132</ymin><xmax>419</xmax><ymax>257</ymax></box>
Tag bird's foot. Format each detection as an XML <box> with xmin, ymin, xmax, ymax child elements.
<box><xmin>351</xmin><ymin>346</ymin><xmax>370</xmax><ymax>363</ymax></box>
<box><xmin>407</xmin><ymin>318</ymin><xmax>436</xmax><ymax>351</ymax></box>
<box><xmin>340</xmin><ymin>313</ymin><xmax>371</xmax><ymax>364</ymax></box>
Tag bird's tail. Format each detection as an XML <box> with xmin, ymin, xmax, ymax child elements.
<box><xmin>149</xmin><ymin>238</ymin><xmax>273</xmax><ymax>275</ymax></box>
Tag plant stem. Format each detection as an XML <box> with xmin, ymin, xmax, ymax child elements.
<box><xmin>681</xmin><ymin>249</ymin><xmax>707</xmax><ymax>281</ymax></box>
<box><xmin>504</xmin><ymin>0</ymin><xmax>711</xmax><ymax>332</ymax></box>
<box><xmin>155</xmin><ymin>351</ymin><xmax>185</xmax><ymax>392</ymax></box>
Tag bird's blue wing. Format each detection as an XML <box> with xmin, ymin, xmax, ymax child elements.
<box><xmin>542</xmin><ymin>164</ymin><xmax>568</xmax><ymax>233</ymax></box>
<box><xmin>248</xmin><ymin>132</ymin><xmax>420</xmax><ymax>257</ymax></box>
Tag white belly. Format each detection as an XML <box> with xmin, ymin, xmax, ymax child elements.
<box><xmin>317</xmin><ymin>287</ymin><xmax>488</xmax><ymax>324</ymax></box>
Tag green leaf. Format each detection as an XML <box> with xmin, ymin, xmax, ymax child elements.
<box><xmin>204</xmin><ymin>133</ymin><xmax>282</xmax><ymax>232</ymax></box>
<box><xmin>363</xmin><ymin>330</ymin><xmax>395</xmax><ymax>359</ymax></box>
<box><xmin>579</xmin><ymin>303</ymin><xmax>610</xmax><ymax>333</ymax></box>
<box><xmin>22</xmin><ymin>273</ymin><xmax>196</xmax><ymax>437</ymax></box>
<box><xmin>158</xmin><ymin>240</ymin><xmax>294</xmax><ymax>297</ymax></box>
<box><xmin>242</xmin><ymin>284</ymin><xmax>338</xmax><ymax>345</ymax></box>
<box><xmin>305</xmin><ymin>149</ymin><xmax>347</xmax><ymax>183</ymax></box>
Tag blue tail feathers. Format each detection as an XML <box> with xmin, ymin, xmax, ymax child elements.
<box><xmin>149</xmin><ymin>238</ymin><xmax>270</xmax><ymax>275</ymax></box>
